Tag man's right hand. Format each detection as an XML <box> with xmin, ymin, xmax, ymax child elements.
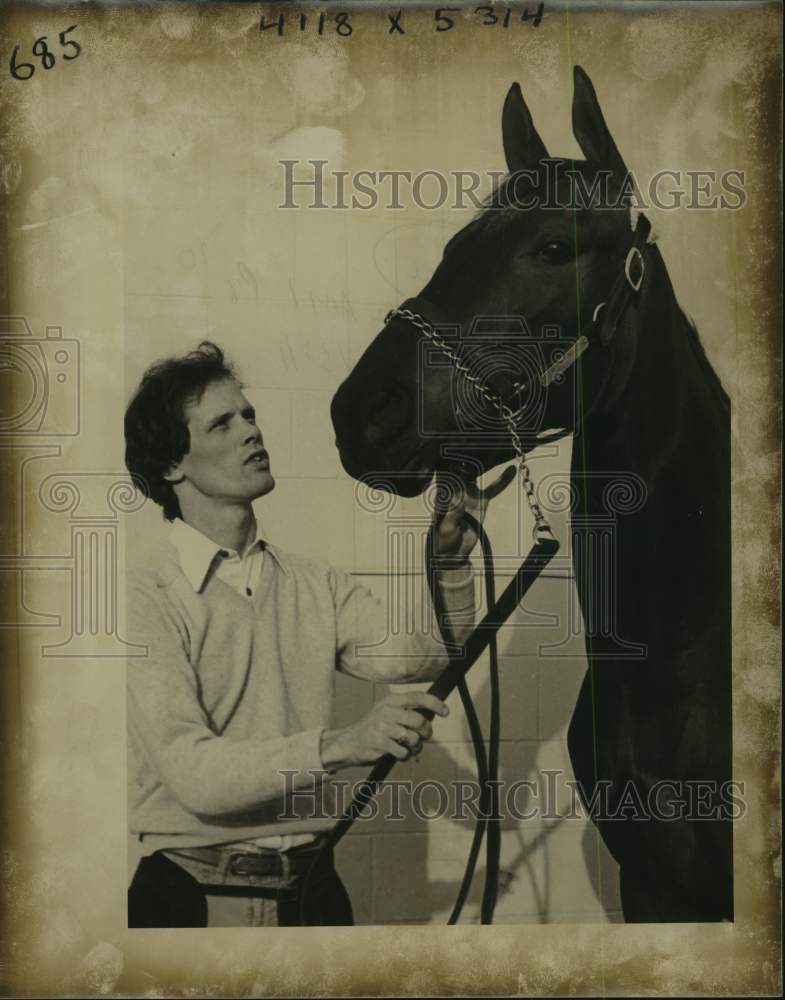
<box><xmin>320</xmin><ymin>691</ymin><xmax>449</xmax><ymax>771</ymax></box>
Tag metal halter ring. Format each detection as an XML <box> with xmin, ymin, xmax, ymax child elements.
<box><xmin>534</xmin><ymin>522</ymin><xmax>558</xmax><ymax>545</ymax></box>
<box><xmin>624</xmin><ymin>247</ymin><xmax>645</xmax><ymax>292</ymax></box>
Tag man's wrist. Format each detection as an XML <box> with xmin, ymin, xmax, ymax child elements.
<box><xmin>320</xmin><ymin>728</ymin><xmax>349</xmax><ymax>772</ymax></box>
<box><xmin>435</xmin><ymin>560</ymin><xmax>474</xmax><ymax>589</ymax></box>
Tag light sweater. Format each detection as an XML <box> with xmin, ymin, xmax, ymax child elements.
<box><xmin>168</xmin><ymin>516</ymin><xmax>314</xmax><ymax>852</ymax></box>
<box><xmin>127</xmin><ymin>526</ymin><xmax>475</xmax><ymax>857</ymax></box>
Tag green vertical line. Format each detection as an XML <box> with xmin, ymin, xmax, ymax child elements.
<box><xmin>564</xmin><ymin>1</ymin><xmax>607</xmax><ymax>951</ymax></box>
<box><xmin>569</xmin><ymin>171</ymin><xmax>601</xmax><ymax>815</ymax></box>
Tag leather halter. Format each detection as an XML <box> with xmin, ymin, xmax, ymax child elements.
<box><xmin>565</xmin><ymin>210</ymin><xmax>654</xmax><ymax>355</ymax></box>
<box><xmin>386</xmin><ymin>211</ymin><xmax>656</xmax><ymax>427</ymax></box>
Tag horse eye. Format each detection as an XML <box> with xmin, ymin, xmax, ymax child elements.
<box><xmin>538</xmin><ymin>241</ymin><xmax>573</xmax><ymax>265</ymax></box>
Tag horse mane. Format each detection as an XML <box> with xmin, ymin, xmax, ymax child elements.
<box><xmin>678</xmin><ymin>308</ymin><xmax>730</xmax><ymax>417</ymax></box>
<box><xmin>650</xmin><ymin>248</ymin><xmax>731</xmax><ymax>418</ymax></box>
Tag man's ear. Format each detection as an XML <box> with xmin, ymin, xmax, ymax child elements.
<box><xmin>163</xmin><ymin>462</ymin><xmax>186</xmax><ymax>486</ymax></box>
<box><xmin>502</xmin><ymin>81</ymin><xmax>549</xmax><ymax>173</ymax></box>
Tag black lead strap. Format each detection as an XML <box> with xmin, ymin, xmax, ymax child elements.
<box><xmin>298</xmin><ymin>521</ymin><xmax>559</xmax><ymax>926</ymax></box>
<box><xmin>425</xmin><ymin>512</ymin><xmax>499</xmax><ymax>925</ymax></box>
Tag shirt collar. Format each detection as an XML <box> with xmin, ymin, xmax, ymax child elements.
<box><xmin>169</xmin><ymin>517</ymin><xmax>284</xmax><ymax>592</ymax></box>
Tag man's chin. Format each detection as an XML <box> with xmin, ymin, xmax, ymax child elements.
<box><xmin>253</xmin><ymin>472</ymin><xmax>276</xmax><ymax>498</ymax></box>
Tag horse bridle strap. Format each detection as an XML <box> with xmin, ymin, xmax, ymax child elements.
<box><xmin>584</xmin><ymin>211</ymin><xmax>653</xmax><ymax>350</ymax></box>
<box><xmin>385</xmin><ymin>212</ymin><xmax>655</xmax><ymax>416</ymax></box>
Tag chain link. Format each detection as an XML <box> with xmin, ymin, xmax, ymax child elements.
<box><xmin>385</xmin><ymin>307</ymin><xmax>555</xmax><ymax>541</ymax></box>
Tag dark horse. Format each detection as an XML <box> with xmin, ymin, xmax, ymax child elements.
<box><xmin>331</xmin><ymin>67</ymin><xmax>732</xmax><ymax>922</ymax></box>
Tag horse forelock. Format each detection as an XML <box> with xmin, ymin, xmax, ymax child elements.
<box><xmin>480</xmin><ymin>160</ymin><xmax>633</xmax><ymax>211</ymax></box>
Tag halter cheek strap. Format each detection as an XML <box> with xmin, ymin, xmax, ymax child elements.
<box><xmin>539</xmin><ymin>211</ymin><xmax>656</xmax><ymax>388</ymax></box>
<box><xmin>593</xmin><ymin>211</ymin><xmax>654</xmax><ymax>349</ymax></box>
<box><xmin>384</xmin><ymin>211</ymin><xmax>658</xmax><ymax>451</ymax></box>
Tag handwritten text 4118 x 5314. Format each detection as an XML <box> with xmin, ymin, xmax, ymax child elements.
<box><xmin>259</xmin><ymin>4</ymin><xmax>545</xmax><ymax>38</ymax></box>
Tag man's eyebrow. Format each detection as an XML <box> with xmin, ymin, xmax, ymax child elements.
<box><xmin>206</xmin><ymin>410</ymin><xmax>234</xmax><ymax>430</ymax></box>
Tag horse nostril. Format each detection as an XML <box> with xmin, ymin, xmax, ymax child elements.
<box><xmin>364</xmin><ymin>385</ymin><xmax>411</xmax><ymax>446</ymax></box>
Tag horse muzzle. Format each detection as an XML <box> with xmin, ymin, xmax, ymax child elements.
<box><xmin>331</xmin><ymin>298</ymin><xmax>458</xmax><ymax>493</ymax></box>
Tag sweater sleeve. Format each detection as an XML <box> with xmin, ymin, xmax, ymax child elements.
<box><xmin>328</xmin><ymin>563</ymin><xmax>476</xmax><ymax>684</ymax></box>
<box><xmin>126</xmin><ymin>577</ymin><xmax>326</xmax><ymax>817</ymax></box>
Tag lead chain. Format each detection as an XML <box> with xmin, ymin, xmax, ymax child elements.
<box><xmin>385</xmin><ymin>307</ymin><xmax>555</xmax><ymax>541</ymax></box>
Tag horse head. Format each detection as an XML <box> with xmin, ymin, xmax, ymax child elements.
<box><xmin>331</xmin><ymin>66</ymin><xmax>652</xmax><ymax>496</ymax></box>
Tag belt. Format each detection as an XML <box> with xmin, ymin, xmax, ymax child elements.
<box><xmin>165</xmin><ymin>837</ymin><xmax>328</xmax><ymax>879</ymax></box>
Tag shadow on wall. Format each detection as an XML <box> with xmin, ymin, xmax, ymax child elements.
<box><xmin>335</xmin><ymin>600</ymin><xmax>624</xmax><ymax>925</ymax></box>
<box><xmin>350</xmin><ymin>738</ymin><xmax>568</xmax><ymax>925</ymax></box>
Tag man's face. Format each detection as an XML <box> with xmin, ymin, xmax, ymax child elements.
<box><xmin>167</xmin><ymin>378</ymin><xmax>275</xmax><ymax>506</ymax></box>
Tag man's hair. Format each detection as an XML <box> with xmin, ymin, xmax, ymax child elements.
<box><xmin>124</xmin><ymin>341</ymin><xmax>238</xmax><ymax>521</ymax></box>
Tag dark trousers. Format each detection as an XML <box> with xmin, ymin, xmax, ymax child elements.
<box><xmin>128</xmin><ymin>848</ymin><xmax>354</xmax><ymax>928</ymax></box>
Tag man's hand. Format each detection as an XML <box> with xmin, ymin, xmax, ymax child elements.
<box><xmin>320</xmin><ymin>691</ymin><xmax>449</xmax><ymax>770</ymax></box>
<box><xmin>432</xmin><ymin>465</ymin><xmax>517</xmax><ymax>565</ymax></box>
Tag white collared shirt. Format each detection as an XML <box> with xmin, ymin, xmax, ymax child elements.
<box><xmin>170</xmin><ymin>515</ymin><xmax>290</xmax><ymax>599</ymax></box>
<box><xmin>169</xmin><ymin>517</ymin><xmax>315</xmax><ymax>854</ymax></box>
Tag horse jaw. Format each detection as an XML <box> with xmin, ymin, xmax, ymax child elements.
<box><xmin>333</xmin><ymin>435</ymin><xmax>439</xmax><ymax>498</ymax></box>
<box><xmin>333</xmin><ymin>427</ymin><xmax>513</xmax><ymax>498</ymax></box>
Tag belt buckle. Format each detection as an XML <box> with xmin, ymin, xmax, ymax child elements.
<box><xmin>228</xmin><ymin>851</ymin><xmax>280</xmax><ymax>877</ymax></box>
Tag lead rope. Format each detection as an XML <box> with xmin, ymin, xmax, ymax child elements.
<box><xmin>297</xmin><ymin>518</ymin><xmax>557</xmax><ymax>926</ymax></box>
<box><xmin>406</xmin><ymin>315</ymin><xmax>555</xmax><ymax>924</ymax></box>
<box><xmin>427</xmin><ymin>504</ymin><xmax>513</xmax><ymax>924</ymax></box>
<box><xmin>296</xmin><ymin>312</ymin><xmax>556</xmax><ymax>926</ymax></box>
<box><xmin>297</xmin><ymin>425</ymin><xmax>556</xmax><ymax>924</ymax></box>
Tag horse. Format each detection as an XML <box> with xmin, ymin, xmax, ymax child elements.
<box><xmin>330</xmin><ymin>66</ymin><xmax>732</xmax><ymax>923</ymax></box>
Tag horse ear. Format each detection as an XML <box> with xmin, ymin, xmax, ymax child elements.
<box><xmin>502</xmin><ymin>82</ymin><xmax>549</xmax><ymax>172</ymax></box>
<box><xmin>571</xmin><ymin>66</ymin><xmax>627</xmax><ymax>178</ymax></box>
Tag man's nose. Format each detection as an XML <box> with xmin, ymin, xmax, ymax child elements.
<box><xmin>243</xmin><ymin>426</ymin><xmax>263</xmax><ymax>445</ymax></box>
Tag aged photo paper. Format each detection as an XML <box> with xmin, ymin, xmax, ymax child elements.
<box><xmin>0</xmin><ymin>0</ymin><xmax>781</xmax><ymax>996</ymax></box>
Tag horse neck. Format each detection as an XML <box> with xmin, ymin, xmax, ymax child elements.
<box><xmin>575</xmin><ymin>245</ymin><xmax>730</xmax><ymax>495</ymax></box>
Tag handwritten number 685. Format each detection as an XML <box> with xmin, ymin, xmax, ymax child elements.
<box><xmin>10</xmin><ymin>24</ymin><xmax>81</xmax><ymax>81</ymax></box>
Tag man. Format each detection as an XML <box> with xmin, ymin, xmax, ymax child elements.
<box><xmin>124</xmin><ymin>341</ymin><xmax>501</xmax><ymax>928</ymax></box>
